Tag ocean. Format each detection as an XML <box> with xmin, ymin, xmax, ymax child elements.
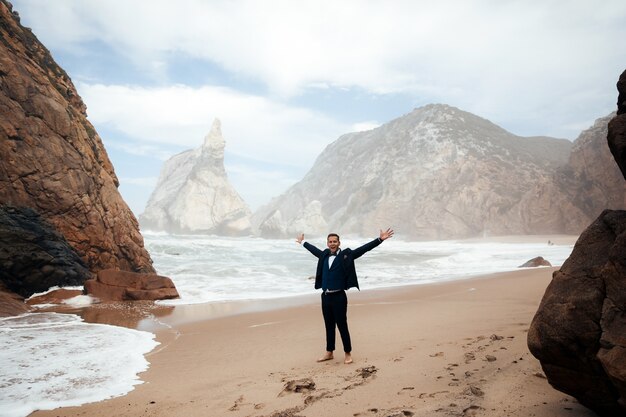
<box><xmin>0</xmin><ymin>234</ymin><xmax>575</xmax><ymax>417</ymax></box>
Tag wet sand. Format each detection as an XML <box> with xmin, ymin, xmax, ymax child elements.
<box><xmin>30</xmin><ymin>264</ymin><xmax>598</xmax><ymax>417</ymax></box>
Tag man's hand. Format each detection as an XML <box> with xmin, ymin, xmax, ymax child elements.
<box><xmin>379</xmin><ymin>228</ymin><xmax>394</xmax><ymax>241</ymax></box>
<box><xmin>296</xmin><ymin>233</ymin><xmax>304</xmax><ymax>244</ymax></box>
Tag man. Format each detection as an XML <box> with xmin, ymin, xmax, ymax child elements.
<box><xmin>296</xmin><ymin>228</ymin><xmax>394</xmax><ymax>364</ymax></box>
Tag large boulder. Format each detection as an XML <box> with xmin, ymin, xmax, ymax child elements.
<box><xmin>528</xmin><ymin>211</ymin><xmax>626</xmax><ymax>416</ymax></box>
<box><xmin>518</xmin><ymin>256</ymin><xmax>552</xmax><ymax>268</ymax></box>
<box><xmin>0</xmin><ymin>205</ymin><xmax>91</xmax><ymax>297</ymax></box>
<box><xmin>0</xmin><ymin>1</ymin><xmax>154</xmax><ymax>273</ymax></box>
<box><xmin>84</xmin><ymin>269</ymin><xmax>179</xmax><ymax>301</ymax></box>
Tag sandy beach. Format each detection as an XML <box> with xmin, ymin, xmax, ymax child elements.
<box><xmin>28</xmin><ymin>263</ymin><xmax>599</xmax><ymax>417</ymax></box>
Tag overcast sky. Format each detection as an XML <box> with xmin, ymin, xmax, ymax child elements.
<box><xmin>11</xmin><ymin>0</ymin><xmax>626</xmax><ymax>215</ymax></box>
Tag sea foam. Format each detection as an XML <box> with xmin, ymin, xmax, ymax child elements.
<box><xmin>144</xmin><ymin>233</ymin><xmax>574</xmax><ymax>305</ymax></box>
<box><xmin>0</xmin><ymin>313</ymin><xmax>159</xmax><ymax>417</ymax></box>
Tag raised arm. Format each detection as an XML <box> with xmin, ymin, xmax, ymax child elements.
<box><xmin>297</xmin><ymin>233</ymin><xmax>324</xmax><ymax>258</ymax></box>
<box><xmin>352</xmin><ymin>228</ymin><xmax>395</xmax><ymax>259</ymax></box>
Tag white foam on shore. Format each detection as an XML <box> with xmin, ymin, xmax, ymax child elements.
<box><xmin>26</xmin><ymin>286</ymin><xmax>83</xmax><ymax>299</ymax></box>
<box><xmin>0</xmin><ymin>312</ymin><xmax>159</xmax><ymax>417</ymax></box>
<box><xmin>62</xmin><ymin>294</ymin><xmax>96</xmax><ymax>307</ymax></box>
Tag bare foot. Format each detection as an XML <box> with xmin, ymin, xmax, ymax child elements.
<box><xmin>344</xmin><ymin>353</ymin><xmax>353</xmax><ymax>364</ymax></box>
<box><xmin>317</xmin><ymin>352</ymin><xmax>333</xmax><ymax>362</ymax></box>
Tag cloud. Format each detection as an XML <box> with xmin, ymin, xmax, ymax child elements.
<box><xmin>14</xmin><ymin>0</ymin><xmax>625</xmax><ymax>138</ymax></box>
<box><xmin>17</xmin><ymin>1</ymin><xmax>625</xmax><ymax>96</ymax></box>
<box><xmin>78</xmin><ymin>82</ymin><xmax>350</xmax><ymax>169</ymax></box>
<box><xmin>351</xmin><ymin>121</ymin><xmax>381</xmax><ymax>132</ymax></box>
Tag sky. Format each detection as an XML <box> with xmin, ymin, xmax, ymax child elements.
<box><xmin>10</xmin><ymin>0</ymin><xmax>626</xmax><ymax>216</ymax></box>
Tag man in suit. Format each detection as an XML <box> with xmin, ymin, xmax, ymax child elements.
<box><xmin>296</xmin><ymin>228</ymin><xmax>394</xmax><ymax>364</ymax></box>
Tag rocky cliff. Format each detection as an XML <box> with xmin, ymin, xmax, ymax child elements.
<box><xmin>252</xmin><ymin>104</ymin><xmax>575</xmax><ymax>239</ymax></box>
<box><xmin>140</xmin><ymin>119</ymin><xmax>251</xmax><ymax>235</ymax></box>
<box><xmin>0</xmin><ymin>1</ymin><xmax>154</xmax><ymax>276</ymax></box>
<box><xmin>517</xmin><ymin>113</ymin><xmax>625</xmax><ymax>234</ymax></box>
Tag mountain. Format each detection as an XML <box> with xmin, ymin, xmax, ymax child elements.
<box><xmin>516</xmin><ymin>113</ymin><xmax>624</xmax><ymax>234</ymax></box>
<box><xmin>252</xmin><ymin>104</ymin><xmax>578</xmax><ymax>239</ymax></box>
<box><xmin>140</xmin><ymin>119</ymin><xmax>251</xmax><ymax>235</ymax></box>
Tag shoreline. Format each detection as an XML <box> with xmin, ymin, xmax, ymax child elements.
<box><xmin>54</xmin><ymin>265</ymin><xmax>564</xmax><ymax>332</ymax></box>
<box><xmin>29</xmin><ymin>264</ymin><xmax>599</xmax><ymax>417</ymax></box>
<box><xmin>136</xmin><ymin>267</ymin><xmax>557</xmax><ymax>330</ymax></box>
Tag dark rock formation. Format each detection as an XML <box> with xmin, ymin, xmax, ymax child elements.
<box><xmin>608</xmin><ymin>70</ymin><xmax>626</xmax><ymax>180</ymax></box>
<box><xmin>84</xmin><ymin>269</ymin><xmax>179</xmax><ymax>301</ymax></box>
<box><xmin>0</xmin><ymin>205</ymin><xmax>91</xmax><ymax>297</ymax></box>
<box><xmin>0</xmin><ymin>0</ymin><xmax>154</xmax><ymax>273</ymax></box>
<box><xmin>518</xmin><ymin>256</ymin><xmax>552</xmax><ymax>268</ymax></box>
<box><xmin>529</xmin><ymin>70</ymin><xmax>626</xmax><ymax>416</ymax></box>
<box><xmin>528</xmin><ymin>210</ymin><xmax>626</xmax><ymax>416</ymax></box>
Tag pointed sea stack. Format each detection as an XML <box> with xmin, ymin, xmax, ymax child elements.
<box><xmin>140</xmin><ymin>119</ymin><xmax>252</xmax><ymax>235</ymax></box>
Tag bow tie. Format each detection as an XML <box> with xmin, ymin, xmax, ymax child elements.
<box><xmin>329</xmin><ymin>251</ymin><xmax>338</xmax><ymax>256</ymax></box>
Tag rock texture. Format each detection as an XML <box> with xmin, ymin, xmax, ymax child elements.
<box><xmin>528</xmin><ymin>210</ymin><xmax>626</xmax><ymax>416</ymax></box>
<box><xmin>140</xmin><ymin>119</ymin><xmax>251</xmax><ymax>235</ymax></box>
<box><xmin>84</xmin><ymin>269</ymin><xmax>179</xmax><ymax>301</ymax></box>
<box><xmin>253</xmin><ymin>104</ymin><xmax>575</xmax><ymax>239</ymax></box>
<box><xmin>608</xmin><ymin>69</ymin><xmax>626</xmax><ymax>180</ymax></box>
<box><xmin>0</xmin><ymin>282</ymin><xmax>29</xmax><ymax>317</ymax></box>
<box><xmin>528</xmin><ymin>71</ymin><xmax>626</xmax><ymax>416</ymax></box>
<box><xmin>0</xmin><ymin>1</ymin><xmax>154</xmax><ymax>273</ymax></box>
<box><xmin>0</xmin><ymin>205</ymin><xmax>91</xmax><ymax>297</ymax></box>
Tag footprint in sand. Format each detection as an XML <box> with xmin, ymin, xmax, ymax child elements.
<box><xmin>463</xmin><ymin>405</ymin><xmax>484</xmax><ymax>416</ymax></box>
<box><xmin>228</xmin><ymin>395</ymin><xmax>245</xmax><ymax>411</ymax></box>
<box><xmin>344</xmin><ymin>366</ymin><xmax>378</xmax><ymax>390</ymax></box>
<box><xmin>278</xmin><ymin>378</ymin><xmax>316</xmax><ymax>397</ymax></box>
<box><xmin>356</xmin><ymin>408</ymin><xmax>414</xmax><ymax>417</ymax></box>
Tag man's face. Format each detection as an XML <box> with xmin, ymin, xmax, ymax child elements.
<box><xmin>327</xmin><ymin>236</ymin><xmax>340</xmax><ymax>252</ymax></box>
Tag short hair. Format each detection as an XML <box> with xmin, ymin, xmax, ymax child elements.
<box><xmin>327</xmin><ymin>233</ymin><xmax>340</xmax><ymax>240</ymax></box>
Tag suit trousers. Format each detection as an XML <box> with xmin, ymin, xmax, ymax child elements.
<box><xmin>321</xmin><ymin>290</ymin><xmax>351</xmax><ymax>353</ymax></box>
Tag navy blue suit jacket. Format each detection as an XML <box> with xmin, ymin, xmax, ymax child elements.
<box><xmin>303</xmin><ymin>237</ymin><xmax>383</xmax><ymax>290</ymax></box>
